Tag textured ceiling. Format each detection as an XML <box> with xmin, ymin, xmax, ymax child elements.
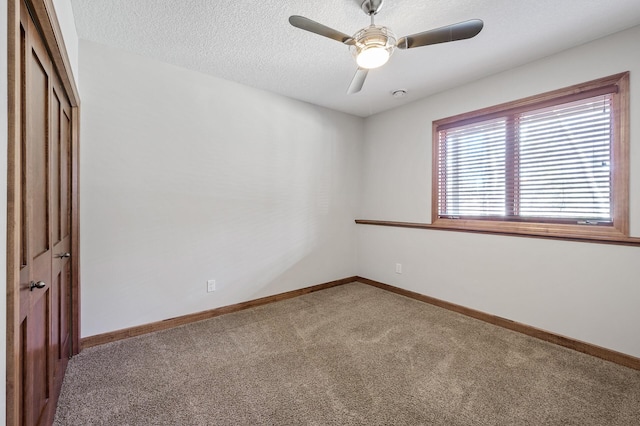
<box><xmin>70</xmin><ymin>0</ymin><xmax>640</xmax><ymax>117</ymax></box>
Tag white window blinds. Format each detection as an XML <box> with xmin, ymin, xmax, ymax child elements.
<box><xmin>437</xmin><ymin>91</ymin><xmax>614</xmax><ymax>224</ymax></box>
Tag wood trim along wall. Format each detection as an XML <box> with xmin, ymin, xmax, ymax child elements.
<box><xmin>355</xmin><ymin>219</ymin><xmax>640</xmax><ymax>248</ymax></box>
<box><xmin>356</xmin><ymin>276</ymin><xmax>640</xmax><ymax>371</ymax></box>
<box><xmin>70</xmin><ymin>106</ymin><xmax>81</xmax><ymax>354</ymax></box>
<box><xmin>80</xmin><ymin>274</ymin><xmax>639</xmax><ymax>371</ymax></box>
<box><xmin>81</xmin><ymin>276</ymin><xmax>358</xmax><ymax>349</ymax></box>
<box><xmin>6</xmin><ymin>1</ymin><xmax>22</xmax><ymax>423</ymax></box>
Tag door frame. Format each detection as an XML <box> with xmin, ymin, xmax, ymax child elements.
<box><xmin>6</xmin><ymin>0</ymin><xmax>80</xmax><ymax>423</ymax></box>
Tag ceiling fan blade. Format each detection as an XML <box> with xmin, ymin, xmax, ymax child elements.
<box><xmin>289</xmin><ymin>15</ymin><xmax>354</xmax><ymax>45</ymax></box>
<box><xmin>347</xmin><ymin>68</ymin><xmax>368</xmax><ymax>94</ymax></box>
<box><xmin>397</xmin><ymin>19</ymin><xmax>484</xmax><ymax>49</ymax></box>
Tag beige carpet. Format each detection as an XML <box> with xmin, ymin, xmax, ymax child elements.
<box><xmin>54</xmin><ymin>282</ymin><xmax>640</xmax><ymax>425</ymax></box>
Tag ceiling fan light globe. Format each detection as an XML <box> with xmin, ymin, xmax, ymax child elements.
<box><xmin>357</xmin><ymin>46</ymin><xmax>390</xmax><ymax>69</ymax></box>
<box><xmin>351</xmin><ymin>25</ymin><xmax>396</xmax><ymax>69</ymax></box>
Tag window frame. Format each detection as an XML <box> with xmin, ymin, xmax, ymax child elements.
<box><xmin>431</xmin><ymin>72</ymin><xmax>630</xmax><ymax>242</ymax></box>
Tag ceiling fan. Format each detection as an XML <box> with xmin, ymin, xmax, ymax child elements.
<box><xmin>289</xmin><ymin>0</ymin><xmax>483</xmax><ymax>94</ymax></box>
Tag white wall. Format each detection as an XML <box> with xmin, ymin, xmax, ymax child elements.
<box><xmin>358</xmin><ymin>25</ymin><xmax>640</xmax><ymax>358</ymax></box>
<box><xmin>1</xmin><ymin>3</ymin><xmax>8</xmax><ymax>423</ymax></box>
<box><xmin>79</xmin><ymin>40</ymin><xmax>363</xmax><ymax>337</ymax></box>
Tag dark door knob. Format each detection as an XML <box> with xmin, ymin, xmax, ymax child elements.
<box><xmin>30</xmin><ymin>281</ymin><xmax>46</xmax><ymax>291</ymax></box>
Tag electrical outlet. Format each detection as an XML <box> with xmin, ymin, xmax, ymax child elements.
<box><xmin>395</xmin><ymin>263</ymin><xmax>402</xmax><ymax>274</ymax></box>
<box><xmin>207</xmin><ymin>279</ymin><xmax>216</xmax><ymax>293</ymax></box>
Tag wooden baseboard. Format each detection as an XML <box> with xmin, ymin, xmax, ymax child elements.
<box><xmin>356</xmin><ymin>276</ymin><xmax>640</xmax><ymax>371</ymax></box>
<box><xmin>81</xmin><ymin>276</ymin><xmax>358</xmax><ymax>349</ymax></box>
<box><xmin>81</xmin><ymin>274</ymin><xmax>640</xmax><ymax>371</ymax></box>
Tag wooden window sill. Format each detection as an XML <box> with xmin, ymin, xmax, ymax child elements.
<box><xmin>355</xmin><ymin>219</ymin><xmax>640</xmax><ymax>247</ymax></box>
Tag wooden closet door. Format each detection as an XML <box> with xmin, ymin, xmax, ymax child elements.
<box><xmin>50</xmin><ymin>80</ymin><xmax>73</xmax><ymax>385</ymax></box>
<box><xmin>19</xmin><ymin>9</ymin><xmax>72</xmax><ymax>425</ymax></box>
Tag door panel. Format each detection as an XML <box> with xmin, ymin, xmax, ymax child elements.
<box><xmin>61</xmin><ymin>109</ymin><xmax>71</xmax><ymax>239</ymax></box>
<box><xmin>28</xmin><ymin>51</ymin><xmax>49</xmax><ymax>258</ymax></box>
<box><xmin>52</xmin><ymin>90</ymin><xmax>60</xmax><ymax>245</ymax></box>
<box><xmin>28</xmin><ymin>290</ymin><xmax>51</xmax><ymax>425</ymax></box>
<box><xmin>52</xmin><ymin>76</ymin><xmax>72</xmax><ymax>373</ymax></box>
<box><xmin>20</xmin><ymin>319</ymin><xmax>27</xmax><ymax>425</ymax></box>
<box><xmin>50</xmin><ymin>91</ymin><xmax>61</xmax><ymax>369</ymax></box>
<box><xmin>58</xmin><ymin>263</ymin><xmax>72</xmax><ymax>359</ymax></box>
<box><xmin>22</xmin><ymin>15</ymin><xmax>54</xmax><ymax>424</ymax></box>
<box><xmin>20</xmin><ymin>22</ymin><xmax>28</xmax><ymax>270</ymax></box>
<box><xmin>9</xmin><ymin>1</ymin><xmax>79</xmax><ymax>424</ymax></box>
<box><xmin>19</xmin><ymin>6</ymin><xmax>72</xmax><ymax>425</ymax></box>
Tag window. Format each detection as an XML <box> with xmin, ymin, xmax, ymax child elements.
<box><xmin>432</xmin><ymin>73</ymin><xmax>629</xmax><ymax>241</ymax></box>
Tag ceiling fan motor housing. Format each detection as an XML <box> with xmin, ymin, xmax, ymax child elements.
<box><xmin>360</xmin><ymin>0</ymin><xmax>384</xmax><ymax>15</ymax></box>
